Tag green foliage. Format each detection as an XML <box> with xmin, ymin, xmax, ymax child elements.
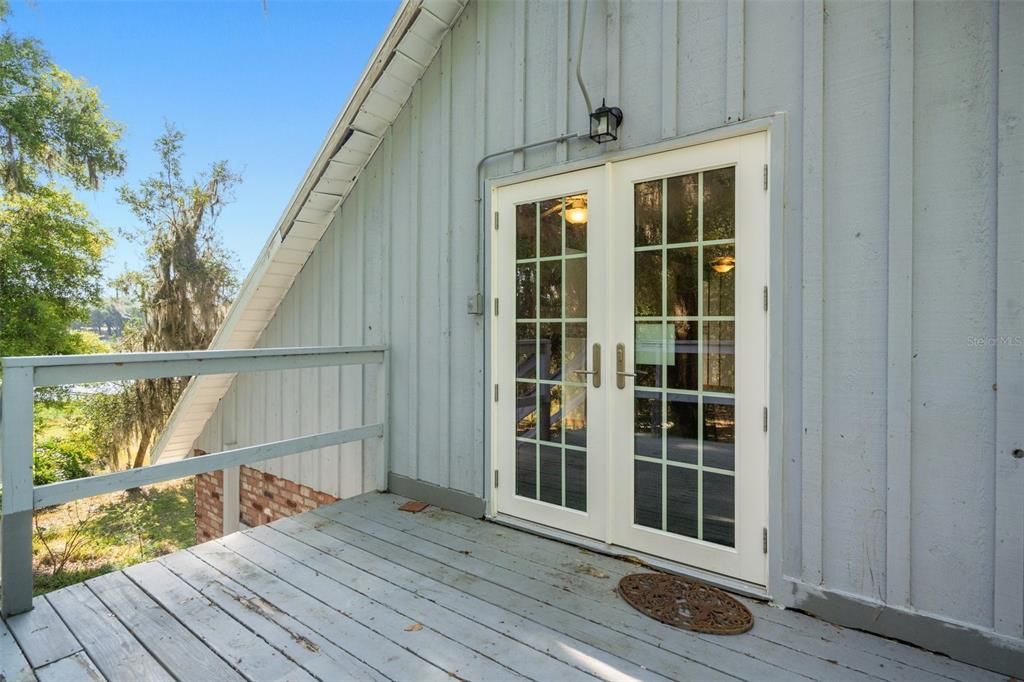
<box><xmin>31</xmin><ymin>398</ymin><xmax>98</xmax><ymax>486</ymax></box>
<box><xmin>0</xmin><ymin>3</ymin><xmax>125</xmax><ymax>193</ymax></box>
<box><xmin>97</xmin><ymin>124</ymin><xmax>239</xmax><ymax>469</ymax></box>
<box><xmin>33</xmin><ymin>432</ymin><xmax>95</xmax><ymax>485</ymax></box>
<box><xmin>82</xmin><ymin>389</ymin><xmax>137</xmax><ymax>471</ymax></box>
<box><xmin>0</xmin><ymin>186</ymin><xmax>112</xmax><ymax>358</ymax></box>
<box><xmin>32</xmin><ymin>479</ymin><xmax>195</xmax><ymax>595</ymax></box>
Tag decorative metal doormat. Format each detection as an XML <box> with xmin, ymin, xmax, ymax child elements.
<box><xmin>617</xmin><ymin>573</ymin><xmax>753</xmax><ymax>635</ymax></box>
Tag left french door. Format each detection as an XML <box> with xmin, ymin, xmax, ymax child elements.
<box><xmin>492</xmin><ymin>166</ymin><xmax>609</xmax><ymax>539</ymax></box>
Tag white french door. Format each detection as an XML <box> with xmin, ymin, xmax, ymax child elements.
<box><xmin>493</xmin><ymin>133</ymin><xmax>769</xmax><ymax>585</ymax></box>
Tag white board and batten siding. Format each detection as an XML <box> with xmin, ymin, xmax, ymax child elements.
<box><xmin>191</xmin><ymin>0</ymin><xmax>1024</xmax><ymax>670</ymax></box>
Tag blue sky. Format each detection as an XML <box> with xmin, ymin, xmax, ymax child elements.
<box><xmin>7</xmin><ymin>0</ymin><xmax>400</xmax><ymax>285</ymax></box>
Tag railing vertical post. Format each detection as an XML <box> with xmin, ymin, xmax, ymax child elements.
<box><xmin>378</xmin><ymin>351</ymin><xmax>389</xmax><ymax>492</ymax></box>
<box><xmin>222</xmin><ymin>465</ymin><xmax>241</xmax><ymax>535</ymax></box>
<box><xmin>1</xmin><ymin>365</ymin><xmax>36</xmax><ymax>616</ymax></box>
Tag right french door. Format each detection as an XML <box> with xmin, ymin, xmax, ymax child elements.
<box><xmin>607</xmin><ymin>133</ymin><xmax>769</xmax><ymax>585</ymax></box>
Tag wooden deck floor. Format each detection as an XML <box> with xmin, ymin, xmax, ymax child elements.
<box><xmin>2</xmin><ymin>493</ymin><xmax>1002</xmax><ymax>682</ymax></box>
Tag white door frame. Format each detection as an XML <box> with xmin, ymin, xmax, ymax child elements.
<box><xmin>485</xmin><ymin>119</ymin><xmax>782</xmax><ymax>593</ymax></box>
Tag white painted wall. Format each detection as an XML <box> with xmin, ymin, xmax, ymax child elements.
<box><xmin>194</xmin><ymin>0</ymin><xmax>1024</xmax><ymax>659</ymax></box>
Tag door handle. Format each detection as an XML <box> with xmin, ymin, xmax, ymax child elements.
<box><xmin>573</xmin><ymin>342</ymin><xmax>601</xmax><ymax>388</ymax></box>
<box><xmin>616</xmin><ymin>343</ymin><xmax>635</xmax><ymax>389</ymax></box>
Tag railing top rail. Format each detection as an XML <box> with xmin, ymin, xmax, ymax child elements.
<box><xmin>3</xmin><ymin>345</ymin><xmax>388</xmax><ymax>387</ymax></box>
<box><xmin>2</xmin><ymin>345</ymin><xmax>387</xmax><ymax>369</ymax></box>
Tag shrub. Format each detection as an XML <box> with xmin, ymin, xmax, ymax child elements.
<box><xmin>33</xmin><ymin>431</ymin><xmax>95</xmax><ymax>486</ymax></box>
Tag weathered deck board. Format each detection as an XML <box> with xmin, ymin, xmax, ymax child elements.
<box><xmin>184</xmin><ymin>540</ymin><xmax>453</xmax><ymax>682</ymax></box>
<box><xmin>44</xmin><ymin>584</ymin><xmax>173</xmax><ymax>682</ymax></box>
<box><xmin>4</xmin><ymin>493</ymin><xmax>1001</xmax><ymax>681</ymax></box>
<box><xmin>159</xmin><ymin>550</ymin><xmax>391</xmax><ymax>682</ymax></box>
<box><xmin>211</xmin><ymin>532</ymin><xmax>527</xmax><ymax>681</ymax></box>
<box><xmin>315</xmin><ymin>503</ymin><xmax>806</xmax><ymax>680</ymax></box>
<box><xmin>244</xmin><ymin>524</ymin><xmax>603</xmax><ymax>682</ymax></box>
<box><xmin>358</xmin><ymin>495</ymin><xmax>1003</xmax><ymax>682</ymax></box>
<box><xmin>347</xmin><ymin>495</ymin><xmax>956</xmax><ymax>682</ymax></box>
<box><xmin>269</xmin><ymin>516</ymin><xmax>668</xmax><ymax>682</ymax></box>
<box><xmin>34</xmin><ymin>653</ymin><xmax>104</xmax><ymax>682</ymax></box>
<box><xmin>86</xmin><ymin>572</ymin><xmax>243</xmax><ymax>682</ymax></box>
<box><xmin>337</xmin><ymin>498</ymin><xmax>894</xmax><ymax>680</ymax></box>
<box><xmin>5</xmin><ymin>598</ymin><xmax>81</xmax><ymax>669</ymax></box>
<box><xmin>122</xmin><ymin>560</ymin><xmax>315</xmax><ymax>682</ymax></box>
<box><xmin>1</xmin><ymin>618</ymin><xmax>35</xmax><ymax>682</ymax></box>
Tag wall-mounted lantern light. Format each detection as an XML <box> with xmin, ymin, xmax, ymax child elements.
<box><xmin>589</xmin><ymin>98</ymin><xmax>623</xmax><ymax>143</ymax></box>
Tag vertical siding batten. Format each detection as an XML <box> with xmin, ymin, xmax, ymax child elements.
<box><xmin>440</xmin><ymin>32</ymin><xmax>453</xmax><ymax>490</ymax></box>
<box><xmin>320</xmin><ymin>223</ymin><xmax>341</xmax><ymax>495</ymax></box>
<box><xmin>512</xmin><ymin>0</ymin><xmax>526</xmax><ymax>172</ymax></box>
<box><xmin>604</xmin><ymin>0</ymin><xmax>620</xmax><ymax>129</ymax></box>
<box><xmin>555</xmin><ymin>0</ymin><xmax>569</xmax><ymax>164</ymax></box>
<box><xmin>911</xmin><ymin>0</ymin><xmax>997</xmax><ymax>626</ymax></box>
<box><xmin>885</xmin><ymin>0</ymin><xmax>914</xmax><ymax>609</ymax></box>
<box><xmin>725</xmin><ymin>0</ymin><xmax>745</xmax><ymax>122</ymax></box>
<box><xmin>660</xmin><ymin>0</ymin><xmax>678</xmax><ymax>139</ymax></box>
<box><xmin>993</xmin><ymin>0</ymin><xmax>1024</xmax><ymax>640</ymax></box>
<box><xmin>475</xmin><ymin>0</ymin><xmax>489</xmax><ymax>497</ymax></box>
<box><xmin>800</xmin><ymin>0</ymin><xmax>824</xmax><ymax>586</ymax></box>
<box><xmin>821</xmin><ymin>0</ymin><xmax>890</xmax><ymax>598</ymax></box>
<box><xmin>409</xmin><ymin>85</ymin><xmax>422</xmax><ymax>482</ymax></box>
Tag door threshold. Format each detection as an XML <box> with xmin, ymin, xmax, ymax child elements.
<box><xmin>490</xmin><ymin>512</ymin><xmax>770</xmax><ymax>601</ymax></box>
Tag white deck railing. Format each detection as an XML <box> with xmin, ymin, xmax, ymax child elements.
<box><xmin>0</xmin><ymin>346</ymin><xmax>388</xmax><ymax>617</ymax></box>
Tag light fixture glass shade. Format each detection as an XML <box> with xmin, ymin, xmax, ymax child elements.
<box><xmin>589</xmin><ymin>100</ymin><xmax>623</xmax><ymax>143</ymax></box>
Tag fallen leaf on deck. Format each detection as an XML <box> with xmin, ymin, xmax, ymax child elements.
<box><xmin>405</xmin><ymin>623</ymin><xmax>424</xmax><ymax>632</ymax></box>
<box><xmin>575</xmin><ymin>563</ymin><xmax>609</xmax><ymax>578</ymax></box>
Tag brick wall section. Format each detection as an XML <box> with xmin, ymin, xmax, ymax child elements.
<box><xmin>194</xmin><ymin>469</ymin><xmax>223</xmax><ymax>543</ymax></box>
<box><xmin>194</xmin><ymin>463</ymin><xmax>339</xmax><ymax>543</ymax></box>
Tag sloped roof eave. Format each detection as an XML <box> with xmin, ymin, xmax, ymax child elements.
<box><xmin>151</xmin><ymin>0</ymin><xmax>467</xmax><ymax>464</ymax></box>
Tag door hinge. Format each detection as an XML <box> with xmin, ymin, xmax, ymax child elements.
<box><xmin>494</xmin><ymin>211</ymin><xmax>499</xmax><ymax>230</ymax></box>
<box><xmin>494</xmin><ymin>384</ymin><xmax>499</xmax><ymax>402</ymax></box>
<box><xmin>763</xmin><ymin>164</ymin><xmax>769</xmax><ymax>191</ymax></box>
<box><xmin>494</xmin><ymin>469</ymin><xmax>499</xmax><ymax>488</ymax></box>
<box><xmin>763</xmin><ymin>527</ymin><xmax>768</xmax><ymax>553</ymax></box>
<box><xmin>493</xmin><ymin>298</ymin><xmax>499</xmax><ymax>316</ymax></box>
<box><xmin>763</xmin><ymin>286</ymin><xmax>768</xmax><ymax>312</ymax></box>
<box><xmin>763</xmin><ymin>406</ymin><xmax>768</xmax><ymax>432</ymax></box>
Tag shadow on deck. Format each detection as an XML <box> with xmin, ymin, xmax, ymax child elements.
<box><xmin>2</xmin><ymin>493</ymin><xmax>999</xmax><ymax>681</ymax></box>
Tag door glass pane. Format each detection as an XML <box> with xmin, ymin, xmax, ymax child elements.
<box><xmin>539</xmin><ymin>199</ymin><xmax>563</xmax><ymax>257</ymax></box>
<box><xmin>703</xmin><ymin>167</ymin><xmax>735</xmax><ymax>240</ymax></box>
<box><xmin>634</xmin><ymin>391</ymin><xmax>662</xmax><ymax>458</ymax></box>
<box><xmin>565</xmin><ymin>451</ymin><xmax>587</xmax><ymax>511</ymax></box>
<box><xmin>516</xmin><ymin>323</ymin><xmax>536</xmax><ymax>380</ymax></box>
<box><xmin>667</xmin><ymin>173</ymin><xmax>699</xmax><ymax>243</ymax></box>
<box><xmin>516</xmin><ymin>441</ymin><xmax>537</xmax><ymax>499</ymax></box>
<box><xmin>539</xmin><ymin>261</ymin><xmax>561</xmax><ymax>318</ymax></box>
<box><xmin>634</xmin><ymin>180</ymin><xmax>662</xmax><ymax>246</ymax></box>
<box><xmin>632</xmin><ymin>168</ymin><xmax>736</xmax><ymax>547</ymax></box>
<box><xmin>634</xmin><ymin>460</ymin><xmax>662</xmax><ymax>529</ymax></box>
<box><xmin>539</xmin><ymin>444</ymin><xmax>562</xmax><ymax>505</ymax></box>
<box><xmin>516</xmin><ymin>203</ymin><xmax>537</xmax><ymax>258</ymax></box>
<box><xmin>514</xmin><ymin>194</ymin><xmax>589</xmax><ymax>512</ymax></box>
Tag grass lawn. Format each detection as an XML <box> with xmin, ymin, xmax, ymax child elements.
<box><xmin>32</xmin><ymin>478</ymin><xmax>195</xmax><ymax>595</ymax></box>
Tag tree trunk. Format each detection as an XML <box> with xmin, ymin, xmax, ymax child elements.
<box><xmin>131</xmin><ymin>426</ymin><xmax>154</xmax><ymax>469</ymax></box>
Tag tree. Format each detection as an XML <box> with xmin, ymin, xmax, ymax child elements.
<box><xmin>0</xmin><ymin>3</ymin><xmax>125</xmax><ymax>193</ymax></box>
<box><xmin>0</xmin><ymin>2</ymin><xmax>123</xmax><ymax>360</ymax></box>
<box><xmin>95</xmin><ymin>124</ymin><xmax>239</xmax><ymax>469</ymax></box>
<box><xmin>0</xmin><ymin>187</ymin><xmax>112</xmax><ymax>357</ymax></box>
